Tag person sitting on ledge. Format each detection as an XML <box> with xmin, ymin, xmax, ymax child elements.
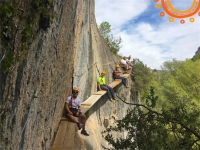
<box><xmin>97</xmin><ymin>70</ymin><xmax>116</xmax><ymax>102</ymax></box>
<box><xmin>126</xmin><ymin>55</ymin><xmax>134</xmax><ymax>74</ymax></box>
<box><xmin>113</xmin><ymin>64</ymin><xmax>129</xmax><ymax>88</ymax></box>
<box><xmin>65</xmin><ymin>87</ymin><xmax>89</xmax><ymax>136</ymax></box>
<box><xmin>121</xmin><ymin>56</ymin><xmax>133</xmax><ymax>74</ymax></box>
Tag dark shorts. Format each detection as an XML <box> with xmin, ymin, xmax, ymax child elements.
<box><xmin>66</xmin><ymin>108</ymin><xmax>82</xmax><ymax>117</ymax></box>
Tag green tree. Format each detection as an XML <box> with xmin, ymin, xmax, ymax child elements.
<box><xmin>192</xmin><ymin>47</ymin><xmax>200</xmax><ymax>61</ymax></box>
<box><xmin>98</xmin><ymin>21</ymin><xmax>111</xmax><ymax>37</ymax></box>
<box><xmin>98</xmin><ymin>21</ymin><xmax>122</xmax><ymax>54</ymax></box>
<box><xmin>192</xmin><ymin>52</ymin><xmax>200</xmax><ymax>61</ymax></box>
<box><xmin>103</xmin><ymin>88</ymin><xmax>200</xmax><ymax>150</ymax></box>
<box><xmin>161</xmin><ymin>59</ymin><xmax>200</xmax><ymax>102</ymax></box>
<box><xmin>131</xmin><ymin>59</ymin><xmax>152</xmax><ymax>100</ymax></box>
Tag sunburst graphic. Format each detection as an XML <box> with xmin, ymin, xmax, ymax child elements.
<box><xmin>154</xmin><ymin>0</ymin><xmax>200</xmax><ymax>24</ymax></box>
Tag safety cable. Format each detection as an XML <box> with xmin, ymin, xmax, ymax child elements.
<box><xmin>71</xmin><ymin>67</ymin><xmax>74</xmax><ymax>94</ymax></box>
<box><xmin>33</xmin><ymin>72</ymin><xmax>72</xmax><ymax>99</ymax></box>
<box><xmin>73</xmin><ymin>62</ymin><xmax>98</xmax><ymax>92</ymax></box>
<box><xmin>109</xmin><ymin>64</ymin><xmax>114</xmax><ymax>71</ymax></box>
<box><xmin>102</xmin><ymin>61</ymin><xmax>114</xmax><ymax>66</ymax></box>
<box><xmin>74</xmin><ymin>62</ymin><xmax>97</xmax><ymax>78</ymax></box>
<box><xmin>95</xmin><ymin>62</ymin><xmax>100</xmax><ymax>76</ymax></box>
<box><xmin>33</xmin><ymin>62</ymin><xmax>98</xmax><ymax>98</ymax></box>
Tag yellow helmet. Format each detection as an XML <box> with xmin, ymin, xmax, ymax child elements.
<box><xmin>116</xmin><ymin>64</ymin><xmax>120</xmax><ymax>68</ymax></box>
<box><xmin>101</xmin><ymin>70</ymin><xmax>106</xmax><ymax>75</ymax></box>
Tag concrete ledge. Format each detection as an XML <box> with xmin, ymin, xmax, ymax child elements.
<box><xmin>93</xmin><ymin>91</ymin><xmax>107</xmax><ymax>95</ymax></box>
<box><xmin>61</xmin><ymin>117</ymin><xmax>69</xmax><ymax>121</ymax></box>
<box><xmin>109</xmin><ymin>79</ymin><xmax>122</xmax><ymax>88</ymax></box>
<box><xmin>81</xmin><ymin>105</ymin><xmax>91</xmax><ymax>114</ymax></box>
<box><xmin>121</xmin><ymin>74</ymin><xmax>130</xmax><ymax>78</ymax></box>
<box><xmin>81</xmin><ymin>95</ymin><xmax>102</xmax><ymax>106</ymax></box>
<box><xmin>51</xmin><ymin>121</ymin><xmax>77</xmax><ymax>150</ymax></box>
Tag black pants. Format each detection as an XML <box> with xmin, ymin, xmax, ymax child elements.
<box><xmin>66</xmin><ymin>108</ymin><xmax>82</xmax><ymax>117</ymax></box>
<box><xmin>100</xmin><ymin>85</ymin><xmax>115</xmax><ymax>99</ymax></box>
<box><xmin>114</xmin><ymin>76</ymin><xmax>127</xmax><ymax>86</ymax></box>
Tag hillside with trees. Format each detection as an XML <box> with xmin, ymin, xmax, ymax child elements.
<box><xmin>103</xmin><ymin>52</ymin><xmax>200</xmax><ymax>149</ymax></box>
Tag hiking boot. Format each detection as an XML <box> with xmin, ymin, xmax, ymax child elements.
<box><xmin>77</xmin><ymin>122</ymin><xmax>83</xmax><ymax>130</ymax></box>
<box><xmin>81</xmin><ymin>130</ymin><xmax>89</xmax><ymax>136</ymax></box>
<box><xmin>113</xmin><ymin>98</ymin><xmax>117</xmax><ymax>101</ymax></box>
<box><xmin>126</xmin><ymin>86</ymin><xmax>130</xmax><ymax>88</ymax></box>
<box><xmin>109</xmin><ymin>98</ymin><xmax>115</xmax><ymax>102</ymax></box>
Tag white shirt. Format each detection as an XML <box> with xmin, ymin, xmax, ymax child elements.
<box><xmin>66</xmin><ymin>96</ymin><xmax>81</xmax><ymax>108</ymax></box>
<box><xmin>121</xmin><ymin>59</ymin><xmax>127</xmax><ymax>65</ymax></box>
<box><xmin>126</xmin><ymin>59</ymin><xmax>131</xmax><ymax>65</ymax></box>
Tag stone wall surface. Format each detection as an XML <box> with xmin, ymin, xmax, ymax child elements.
<box><xmin>0</xmin><ymin>0</ymin><xmax>136</xmax><ymax>150</ymax></box>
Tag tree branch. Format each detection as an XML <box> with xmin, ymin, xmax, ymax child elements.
<box><xmin>116</xmin><ymin>95</ymin><xmax>200</xmax><ymax>140</ymax></box>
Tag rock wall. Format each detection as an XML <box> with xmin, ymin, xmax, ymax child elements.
<box><xmin>0</xmin><ymin>0</ymin><xmax>136</xmax><ymax>149</ymax></box>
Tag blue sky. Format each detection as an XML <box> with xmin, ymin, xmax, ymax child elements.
<box><xmin>95</xmin><ymin>0</ymin><xmax>200</xmax><ymax>69</ymax></box>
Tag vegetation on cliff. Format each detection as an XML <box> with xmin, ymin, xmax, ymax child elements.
<box><xmin>0</xmin><ymin>0</ymin><xmax>55</xmax><ymax>73</ymax></box>
<box><xmin>98</xmin><ymin>21</ymin><xmax>122</xmax><ymax>54</ymax></box>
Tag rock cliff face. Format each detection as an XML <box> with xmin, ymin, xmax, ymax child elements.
<box><xmin>0</xmin><ymin>0</ymin><xmax>136</xmax><ymax>149</ymax></box>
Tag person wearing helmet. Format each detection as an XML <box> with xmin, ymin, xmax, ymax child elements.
<box><xmin>121</xmin><ymin>56</ymin><xmax>133</xmax><ymax>74</ymax></box>
<box><xmin>126</xmin><ymin>55</ymin><xmax>134</xmax><ymax>73</ymax></box>
<box><xmin>65</xmin><ymin>87</ymin><xmax>89</xmax><ymax>136</ymax></box>
<box><xmin>113</xmin><ymin>65</ymin><xmax>129</xmax><ymax>88</ymax></box>
<box><xmin>97</xmin><ymin>71</ymin><xmax>116</xmax><ymax>102</ymax></box>
<box><xmin>120</xmin><ymin>56</ymin><xmax>129</xmax><ymax>73</ymax></box>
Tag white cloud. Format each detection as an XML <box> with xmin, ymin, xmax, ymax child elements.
<box><xmin>95</xmin><ymin>0</ymin><xmax>150</xmax><ymax>28</ymax></box>
<box><xmin>95</xmin><ymin>0</ymin><xmax>200</xmax><ymax>69</ymax></box>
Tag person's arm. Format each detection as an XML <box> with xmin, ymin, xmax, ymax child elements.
<box><xmin>65</xmin><ymin>102</ymin><xmax>73</xmax><ymax>115</ymax></box>
<box><xmin>117</xmin><ymin>70</ymin><xmax>122</xmax><ymax>74</ymax></box>
<box><xmin>98</xmin><ymin>82</ymin><xmax>102</xmax><ymax>91</ymax></box>
<box><xmin>78</xmin><ymin>106</ymin><xmax>81</xmax><ymax>111</ymax></box>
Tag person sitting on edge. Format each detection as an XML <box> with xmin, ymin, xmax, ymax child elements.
<box><xmin>113</xmin><ymin>64</ymin><xmax>129</xmax><ymax>88</ymax></box>
<box><xmin>126</xmin><ymin>55</ymin><xmax>134</xmax><ymax>74</ymax></box>
<box><xmin>121</xmin><ymin>56</ymin><xmax>133</xmax><ymax>74</ymax></box>
<box><xmin>65</xmin><ymin>87</ymin><xmax>89</xmax><ymax>136</ymax></box>
<box><xmin>97</xmin><ymin>70</ymin><xmax>116</xmax><ymax>102</ymax></box>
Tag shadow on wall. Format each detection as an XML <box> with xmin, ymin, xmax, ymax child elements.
<box><xmin>84</xmin><ymin>140</ymin><xmax>94</xmax><ymax>150</ymax></box>
<box><xmin>84</xmin><ymin>93</ymin><xmax>108</xmax><ymax>120</ymax></box>
<box><xmin>84</xmin><ymin>82</ymin><xmax>124</xmax><ymax>120</ymax></box>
